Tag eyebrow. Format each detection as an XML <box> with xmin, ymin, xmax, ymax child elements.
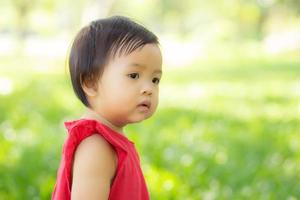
<box><xmin>128</xmin><ymin>63</ymin><xmax>162</xmax><ymax>74</ymax></box>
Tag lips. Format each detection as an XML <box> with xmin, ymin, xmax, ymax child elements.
<box><xmin>138</xmin><ymin>100</ymin><xmax>151</xmax><ymax>109</ymax></box>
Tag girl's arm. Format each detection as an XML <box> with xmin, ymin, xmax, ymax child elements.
<box><xmin>71</xmin><ymin>134</ymin><xmax>117</xmax><ymax>200</ymax></box>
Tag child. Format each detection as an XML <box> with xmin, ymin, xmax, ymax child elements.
<box><xmin>51</xmin><ymin>16</ymin><xmax>162</xmax><ymax>200</ymax></box>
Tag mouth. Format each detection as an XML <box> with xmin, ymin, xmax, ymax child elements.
<box><xmin>138</xmin><ymin>100</ymin><xmax>151</xmax><ymax>109</ymax></box>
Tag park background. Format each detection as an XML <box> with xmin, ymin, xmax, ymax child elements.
<box><xmin>0</xmin><ymin>0</ymin><xmax>300</xmax><ymax>199</ymax></box>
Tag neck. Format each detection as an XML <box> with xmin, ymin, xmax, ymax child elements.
<box><xmin>81</xmin><ymin>108</ymin><xmax>125</xmax><ymax>135</ymax></box>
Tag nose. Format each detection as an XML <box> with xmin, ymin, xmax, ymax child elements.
<box><xmin>141</xmin><ymin>82</ymin><xmax>153</xmax><ymax>96</ymax></box>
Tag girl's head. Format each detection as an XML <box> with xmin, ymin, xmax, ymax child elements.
<box><xmin>69</xmin><ymin>16</ymin><xmax>162</xmax><ymax>127</ymax></box>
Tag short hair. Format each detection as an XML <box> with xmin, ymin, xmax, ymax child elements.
<box><xmin>69</xmin><ymin>15</ymin><xmax>159</xmax><ymax>107</ymax></box>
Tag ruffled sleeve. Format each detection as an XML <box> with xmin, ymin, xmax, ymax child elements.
<box><xmin>63</xmin><ymin>119</ymin><xmax>130</xmax><ymax>182</ymax></box>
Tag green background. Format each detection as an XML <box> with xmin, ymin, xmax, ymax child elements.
<box><xmin>0</xmin><ymin>0</ymin><xmax>300</xmax><ymax>199</ymax></box>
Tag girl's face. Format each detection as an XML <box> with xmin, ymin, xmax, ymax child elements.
<box><xmin>90</xmin><ymin>44</ymin><xmax>162</xmax><ymax>128</ymax></box>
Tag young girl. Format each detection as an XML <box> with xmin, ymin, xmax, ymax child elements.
<box><xmin>51</xmin><ymin>16</ymin><xmax>162</xmax><ymax>200</ymax></box>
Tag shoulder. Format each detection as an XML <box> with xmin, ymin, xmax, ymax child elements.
<box><xmin>72</xmin><ymin>134</ymin><xmax>117</xmax><ymax>171</ymax></box>
<box><xmin>71</xmin><ymin>134</ymin><xmax>117</xmax><ymax>199</ymax></box>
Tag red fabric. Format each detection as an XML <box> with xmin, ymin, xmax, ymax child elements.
<box><xmin>51</xmin><ymin>119</ymin><xmax>150</xmax><ymax>200</ymax></box>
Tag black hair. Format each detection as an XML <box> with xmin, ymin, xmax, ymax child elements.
<box><xmin>69</xmin><ymin>15</ymin><xmax>159</xmax><ymax>107</ymax></box>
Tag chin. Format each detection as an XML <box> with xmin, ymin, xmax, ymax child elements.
<box><xmin>128</xmin><ymin>114</ymin><xmax>153</xmax><ymax>124</ymax></box>
<box><xmin>130</xmin><ymin>118</ymin><xmax>146</xmax><ymax>124</ymax></box>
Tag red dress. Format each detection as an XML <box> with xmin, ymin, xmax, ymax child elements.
<box><xmin>51</xmin><ymin>119</ymin><xmax>150</xmax><ymax>200</ymax></box>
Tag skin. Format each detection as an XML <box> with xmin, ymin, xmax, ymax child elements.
<box><xmin>71</xmin><ymin>43</ymin><xmax>162</xmax><ymax>200</ymax></box>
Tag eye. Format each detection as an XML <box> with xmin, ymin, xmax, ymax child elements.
<box><xmin>152</xmin><ymin>77</ymin><xmax>160</xmax><ymax>84</ymax></box>
<box><xmin>128</xmin><ymin>73</ymin><xmax>139</xmax><ymax>79</ymax></box>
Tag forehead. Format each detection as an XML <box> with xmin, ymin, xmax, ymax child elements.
<box><xmin>107</xmin><ymin>44</ymin><xmax>162</xmax><ymax>71</ymax></box>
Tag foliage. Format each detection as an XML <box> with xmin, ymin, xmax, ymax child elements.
<box><xmin>0</xmin><ymin>52</ymin><xmax>299</xmax><ymax>199</ymax></box>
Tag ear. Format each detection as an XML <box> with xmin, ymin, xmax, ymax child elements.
<box><xmin>81</xmin><ymin>76</ymin><xmax>99</xmax><ymax>97</ymax></box>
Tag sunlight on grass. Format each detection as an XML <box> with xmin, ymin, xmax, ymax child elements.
<box><xmin>160</xmin><ymin>80</ymin><xmax>299</xmax><ymax>120</ymax></box>
<box><xmin>0</xmin><ymin>77</ymin><xmax>13</xmax><ymax>95</ymax></box>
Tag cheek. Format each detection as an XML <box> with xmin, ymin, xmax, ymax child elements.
<box><xmin>152</xmin><ymin>91</ymin><xmax>159</xmax><ymax>107</ymax></box>
<box><xmin>111</xmin><ymin>86</ymin><xmax>132</xmax><ymax>104</ymax></box>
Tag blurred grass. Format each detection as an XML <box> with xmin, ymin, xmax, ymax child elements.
<box><xmin>0</xmin><ymin>52</ymin><xmax>300</xmax><ymax>199</ymax></box>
